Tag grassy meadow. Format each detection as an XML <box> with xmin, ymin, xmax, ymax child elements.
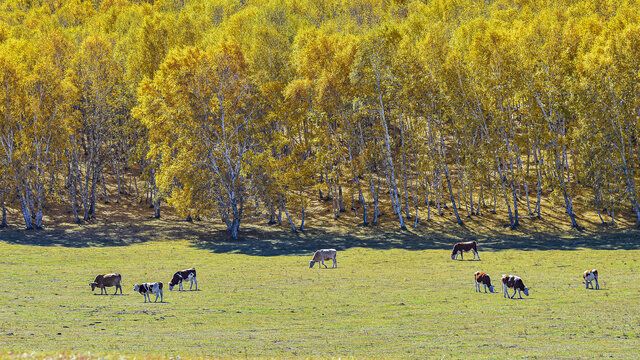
<box><xmin>1</xmin><ymin>221</ymin><xmax>639</xmax><ymax>359</ymax></box>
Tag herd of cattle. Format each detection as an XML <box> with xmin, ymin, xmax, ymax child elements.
<box><xmin>89</xmin><ymin>243</ymin><xmax>599</xmax><ymax>302</ymax></box>
<box><xmin>89</xmin><ymin>268</ymin><xmax>197</xmax><ymax>302</ymax></box>
<box><xmin>453</xmin><ymin>240</ymin><xmax>600</xmax><ymax>298</ymax></box>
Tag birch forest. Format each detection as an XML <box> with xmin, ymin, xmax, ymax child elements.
<box><xmin>1</xmin><ymin>0</ymin><xmax>639</xmax><ymax>239</ymax></box>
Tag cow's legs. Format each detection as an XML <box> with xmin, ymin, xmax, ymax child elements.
<box><xmin>332</xmin><ymin>258</ymin><xmax>337</xmax><ymax>268</ymax></box>
<box><xmin>460</xmin><ymin>252</ymin><xmax>463</xmax><ymax>260</ymax></box>
<box><xmin>321</xmin><ymin>260</ymin><xmax>328</xmax><ymax>268</ymax></box>
<box><xmin>154</xmin><ymin>292</ymin><xmax>159</xmax><ymax>303</ymax></box>
<box><xmin>510</xmin><ymin>289</ymin><xmax>519</xmax><ymax>299</ymax></box>
<box><xmin>595</xmin><ymin>279</ymin><xmax>599</xmax><ymax>290</ymax></box>
<box><xmin>113</xmin><ymin>287</ymin><xmax>118</xmax><ymax>295</ymax></box>
<box><xmin>194</xmin><ymin>277</ymin><xmax>198</xmax><ymax>290</ymax></box>
<box><xmin>474</xmin><ymin>250</ymin><xmax>480</xmax><ymax>260</ymax></box>
<box><xmin>483</xmin><ymin>284</ymin><xmax>487</xmax><ymax>293</ymax></box>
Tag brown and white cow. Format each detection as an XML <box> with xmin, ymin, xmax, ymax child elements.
<box><xmin>309</xmin><ymin>249</ymin><xmax>337</xmax><ymax>269</ymax></box>
<box><xmin>169</xmin><ymin>268</ymin><xmax>197</xmax><ymax>291</ymax></box>
<box><xmin>89</xmin><ymin>273</ymin><xmax>122</xmax><ymax>295</ymax></box>
<box><xmin>583</xmin><ymin>269</ymin><xmax>599</xmax><ymax>290</ymax></box>
<box><xmin>474</xmin><ymin>271</ymin><xmax>495</xmax><ymax>293</ymax></box>
<box><xmin>451</xmin><ymin>241</ymin><xmax>480</xmax><ymax>260</ymax></box>
<box><xmin>501</xmin><ymin>274</ymin><xmax>529</xmax><ymax>299</ymax></box>
<box><xmin>134</xmin><ymin>282</ymin><xmax>163</xmax><ymax>303</ymax></box>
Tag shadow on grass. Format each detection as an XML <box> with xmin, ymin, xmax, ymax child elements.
<box><xmin>188</xmin><ymin>223</ymin><xmax>640</xmax><ymax>256</ymax></box>
<box><xmin>1</xmin><ymin>216</ymin><xmax>640</xmax><ymax>255</ymax></box>
<box><xmin>0</xmin><ymin>223</ymin><xmax>152</xmax><ymax>247</ymax></box>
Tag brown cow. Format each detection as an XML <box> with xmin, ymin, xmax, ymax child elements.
<box><xmin>309</xmin><ymin>249</ymin><xmax>337</xmax><ymax>269</ymax></box>
<box><xmin>501</xmin><ymin>274</ymin><xmax>529</xmax><ymax>299</ymax></box>
<box><xmin>89</xmin><ymin>273</ymin><xmax>122</xmax><ymax>295</ymax></box>
<box><xmin>583</xmin><ymin>269</ymin><xmax>599</xmax><ymax>290</ymax></box>
<box><xmin>474</xmin><ymin>271</ymin><xmax>495</xmax><ymax>293</ymax></box>
<box><xmin>451</xmin><ymin>241</ymin><xmax>480</xmax><ymax>260</ymax></box>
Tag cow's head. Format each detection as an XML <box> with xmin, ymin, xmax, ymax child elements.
<box><xmin>309</xmin><ymin>260</ymin><xmax>316</xmax><ymax>268</ymax></box>
<box><xmin>133</xmin><ymin>284</ymin><xmax>140</xmax><ymax>292</ymax></box>
<box><xmin>451</xmin><ymin>252</ymin><xmax>458</xmax><ymax>260</ymax></box>
<box><xmin>488</xmin><ymin>285</ymin><xmax>495</xmax><ymax>293</ymax></box>
<box><xmin>89</xmin><ymin>282</ymin><xmax>96</xmax><ymax>291</ymax></box>
<box><xmin>523</xmin><ymin>287</ymin><xmax>529</xmax><ymax>296</ymax></box>
<box><xmin>169</xmin><ymin>273</ymin><xmax>182</xmax><ymax>290</ymax></box>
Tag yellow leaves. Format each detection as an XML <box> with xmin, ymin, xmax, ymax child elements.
<box><xmin>0</xmin><ymin>21</ymin><xmax>9</xmax><ymax>42</ymax></box>
<box><xmin>284</xmin><ymin>78</ymin><xmax>313</xmax><ymax>103</ymax></box>
<box><xmin>134</xmin><ymin>35</ymin><xmax>256</xmax><ymax>209</ymax></box>
<box><xmin>56</xmin><ymin>0</ymin><xmax>95</xmax><ymax>28</ymax></box>
<box><xmin>0</xmin><ymin>53</ymin><xmax>22</xmax><ymax>127</ymax></box>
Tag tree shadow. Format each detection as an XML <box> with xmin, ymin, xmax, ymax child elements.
<box><xmin>188</xmin><ymin>223</ymin><xmax>640</xmax><ymax>256</ymax></box>
<box><xmin>0</xmin><ymin>222</ymin><xmax>152</xmax><ymax>247</ymax></box>
<box><xmin>1</xmin><ymin>216</ymin><xmax>639</xmax><ymax>254</ymax></box>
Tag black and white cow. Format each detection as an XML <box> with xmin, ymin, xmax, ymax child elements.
<box><xmin>169</xmin><ymin>268</ymin><xmax>197</xmax><ymax>291</ymax></box>
<box><xmin>133</xmin><ymin>282</ymin><xmax>163</xmax><ymax>303</ymax></box>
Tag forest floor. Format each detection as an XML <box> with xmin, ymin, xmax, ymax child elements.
<box><xmin>1</xmin><ymin>195</ymin><xmax>640</xmax><ymax>358</ymax></box>
<box><xmin>1</xmin><ymin>188</ymin><xmax>639</xmax><ymax>253</ymax></box>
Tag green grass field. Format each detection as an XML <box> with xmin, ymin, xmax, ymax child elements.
<box><xmin>1</xmin><ymin>223</ymin><xmax>639</xmax><ymax>359</ymax></box>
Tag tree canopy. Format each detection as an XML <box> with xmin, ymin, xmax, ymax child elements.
<box><xmin>1</xmin><ymin>0</ymin><xmax>639</xmax><ymax>237</ymax></box>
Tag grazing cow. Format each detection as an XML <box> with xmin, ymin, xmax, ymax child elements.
<box><xmin>501</xmin><ymin>274</ymin><xmax>529</xmax><ymax>299</ymax></box>
<box><xmin>134</xmin><ymin>282</ymin><xmax>163</xmax><ymax>303</ymax></box>
<box><xmin>583</xmin><ymin>269</ymin><xmax>599</xmax><ymax>290</ymax></box>
<box><xmin>474</xmin><ymin>271</ymin><xmax>495</xmax><ymax>293</ymax></box>
<box><xmin>309</xmin><ymin>249</ymin><xmax>337</xmax><ymax>269</ymax></box>
<box><xmin>451</xmin><ymin>241</ymin><xmax>480</xmax><ymax>260</ymax></box>
<box><xmin>89</xmin><ymin>273</ymin><xmax>122</xmax><ymax>295</ymax></box>
<box><xmin>169</xmin><ymin>268</ymin><xmax>197</xmax><ymax>291</ymax></box>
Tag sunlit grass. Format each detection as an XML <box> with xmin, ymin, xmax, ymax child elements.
<box><xmin>1</xmin><ymin>238</ymin><xmax>639</xmax><ymax>359</ymax></box>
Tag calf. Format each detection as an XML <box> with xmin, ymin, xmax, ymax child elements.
<box><xmin>134</xmin><ymin>282</ymin><xmax>163</xmax><ymax>303</ymax></box>
<box><xmin>89</xmin><ymin>273</ymin><xmax>122</xmax><ymax>295</ymax></box>
<box><xmin>451</xmin><ymin>241</ymin><xmax>480</xmax><ymax>260</ymax></box>
<box><xmin>169</xmin><ymin>268</ymin><xmax>197</xmax><ymax>291</ymax></box>
<box><xmin>501</xmin><ymin>274</ymin><xmax>529</xmax><ymax>299</ymax></box>
<box><xmin>583</xmin><ymin>269</ymin><xmax>599</xmax><ymax>290</ymax></box>
<box><xmin>309</xmin><ymin>249</ymin><xmax>337</xmax><ymax>269</ymax></box>
<box><xmin>474</xmin><ymin>271</ymin><xmax>495</xmax><ymax>293</ymax></box>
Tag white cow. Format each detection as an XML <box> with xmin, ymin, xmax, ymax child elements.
<box><xmin>309</xmin><ymin>249</ymin><xmax>337</xmax><ymax>269</ymax></box>
<box><xmin>583</xmin><ymin>269</ymin><xmax>599</xmax><ymax>290</ymax></box>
